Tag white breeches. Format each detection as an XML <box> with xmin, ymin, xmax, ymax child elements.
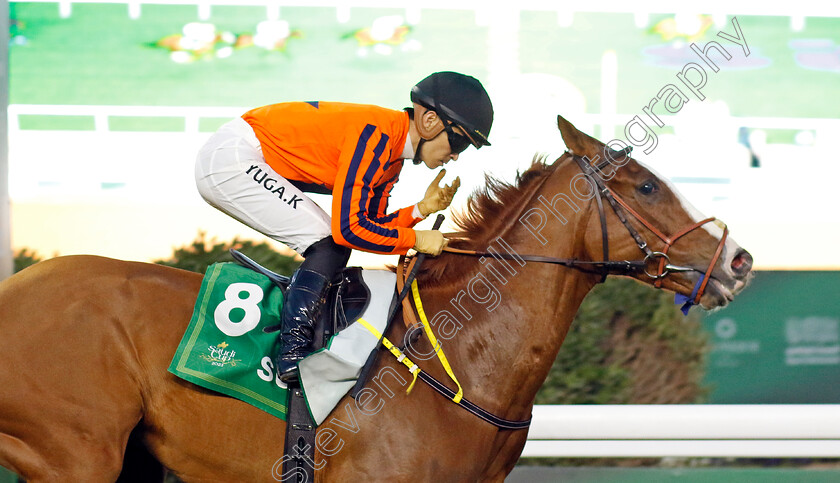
<box><xmin>195</xmin><ymin>117</ymin><xmax>332</xmax><ymax>255</ymax></box>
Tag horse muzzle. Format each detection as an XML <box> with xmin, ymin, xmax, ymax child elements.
<box><xmin>697</xmin><ymin>246</ymin><xmax>754</xmax><ymax>309</ymax></box>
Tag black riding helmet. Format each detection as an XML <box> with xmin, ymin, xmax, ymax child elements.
<box><xmin>410</xmin><ymin>71</ymin><xmax>493</xmax><ymax>149</ymax></box>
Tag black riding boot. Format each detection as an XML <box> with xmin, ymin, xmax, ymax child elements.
<box><xmin>276</xmin><ymin>236</ymin><xmax>351</xmax><ymax>383</ymax></box>
<box><xmin>276</xmin><ymin>268</ymin><xmax>331</xmax><ymax>382</ymax></box>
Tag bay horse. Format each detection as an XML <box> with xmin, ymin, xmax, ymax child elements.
<box><xmin>0</xmin><ymin>115</ymin><xmax>752</xmax><ymax>482</ymax></box>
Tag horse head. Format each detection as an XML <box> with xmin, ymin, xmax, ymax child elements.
<box><xmin>555</xmin><ymin>114</ymin><xmax>752</xmax><ymax>309</ymax></box>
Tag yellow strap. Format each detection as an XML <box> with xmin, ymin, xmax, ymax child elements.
<box><xmin>410</xmin><ymin>280</ymin><xmax>464</xmax><ymax>404</ymax></box>
<box><xmin>357</xmin><ymin>318</ymin><xmax>419</xmax><ymax>394</ymax></box>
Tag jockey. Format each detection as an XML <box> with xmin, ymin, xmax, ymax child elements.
<box><xmin>195</xmin><ymin>71</ymin><xmax>493</xmax><ymax>382</ymax></box>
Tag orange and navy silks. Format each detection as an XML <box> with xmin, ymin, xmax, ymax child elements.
<box><xmin>242</xmin><ymin>101</ymin><xmax>422</xmax><ymax>254</ymax></box>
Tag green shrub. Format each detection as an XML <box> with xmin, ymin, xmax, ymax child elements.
<box><xmin>536</xmin><ymin>277</ymin><xmax>708</xmax><ymax>405</ymax></box>
<box><xmin>13</xmin><ymin>248</ymin><xmax>43</xmax><ymax>273</ymax></box>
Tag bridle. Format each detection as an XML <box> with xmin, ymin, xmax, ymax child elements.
<box><xmin>444</xmin><ymin>150</ymin><xmax>729</xmax><ymax>306</ymax></box>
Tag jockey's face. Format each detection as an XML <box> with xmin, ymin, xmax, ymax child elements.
<box><xmin>420</xmin><ymin>123</ymin><xmax>466</xmax><ymax>169</ymax></box>
<box><xmin>411</xmin><ymin>105</ymin><xmax>470</xmax><ymax>169</ymax></box>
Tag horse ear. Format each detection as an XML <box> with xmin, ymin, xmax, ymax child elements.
<box><xmin>557</xmin><ymin>115</ymin><xmax>602</xmax><ymax>159</ymax></box>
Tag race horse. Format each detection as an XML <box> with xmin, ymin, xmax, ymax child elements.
<box><xmin>0</xmin><ymin>116</ymin><xmax>752</xmax><ymax>482</ymax></box>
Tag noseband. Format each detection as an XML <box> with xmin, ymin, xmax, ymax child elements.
<box><xmin>444</xmin><ymin>152</ymin><xmax>729</xmax><ymax>306</ymax></box>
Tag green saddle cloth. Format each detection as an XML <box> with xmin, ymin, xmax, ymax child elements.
<box><xmin>169</xmin><ymin>262</ymin><xmax>289</xmax><ymax>420</ymax></box>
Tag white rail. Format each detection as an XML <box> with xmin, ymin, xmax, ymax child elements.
<box><xmin>7</xmin><ymin>104</ymin><xmax>247</xmax><ymax>134</ymax></box>
<box><xmin>9</xmin><ymin>104</ymin><xmax>839</xmax><ymax>146</ymax></box>
<box><xmin>523</xmin><ymin>405</ymin><xmax>840</xmax><ymax>458</ymax></box>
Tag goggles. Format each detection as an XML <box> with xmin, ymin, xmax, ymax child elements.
<box><xmin>444</xmin><ymin>122</ymin><xmax>472</xmax><ymax>154</ymax></box>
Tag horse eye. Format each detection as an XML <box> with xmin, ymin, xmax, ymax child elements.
<box><xmin>638</xmin><ymin>180</ymin><xmax>659</xmax><ymax>195</ymax></box>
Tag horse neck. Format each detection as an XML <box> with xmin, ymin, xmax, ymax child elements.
<box><xmin>419</xmin><ymin>161</ymin><xmax>598</xmax><ymax>419</ymax></box>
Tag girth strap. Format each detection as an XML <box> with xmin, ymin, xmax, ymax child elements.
<box><xmin>282</xmin><ymin>384</ymin><xmax>317</xmax><ymax>482</ymax></box>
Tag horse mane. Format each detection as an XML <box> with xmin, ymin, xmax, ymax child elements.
<box><xmin>418</xmin><ymin>154</ymin><xmax>560</xmax><ymax>285</ymax></box>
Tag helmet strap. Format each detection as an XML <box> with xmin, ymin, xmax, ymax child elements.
<box><xmin>412</xmin><ymin>112</ymin><xmax>448</xmax><ymax>165</ymax></box>
<box><xmin>412</xmin><ymin>138</ymin><xmax>426</xmax><ymax>165</ymax></box>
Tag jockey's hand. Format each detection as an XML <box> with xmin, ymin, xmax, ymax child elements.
<box><xmin>418</xmin><ymin>169</ymin><xmax>460</xmax><ymax>217</ymax></box>
<box><xmin>413</xmin><ymin>230</ymin><xmax>448</xmax><ymax>256</ymax></box>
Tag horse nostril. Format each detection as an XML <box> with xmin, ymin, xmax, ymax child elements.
<box><xmin>731</xmin><ymin>249</ymin><xmax>753</xmax><ymax>278</ymax></box>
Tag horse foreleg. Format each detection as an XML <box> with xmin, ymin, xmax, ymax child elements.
<box><xmin>0</xmin><ymin>362</ymin><xmax>143</xmax><ymax>482</ymax></box>
<box><xmin>0</xmin><ymin>424</ymin><xmax>135</xmax><ymax>482</ymax></box>
<box><xmin>0</xmin><ymin>431</ymin><xmax>37</xmax><ymax>479</ymax></box>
